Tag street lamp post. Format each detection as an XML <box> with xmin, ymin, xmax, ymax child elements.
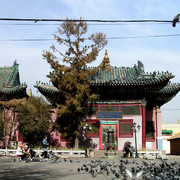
<box><xmin>83</xmin><ymin>123</ymin><xmax>92</xmax><ymax>158</ymax></box>
<box><xmin>132</xmin><ymin>122</ymin><xmax>141</xmax><ymax>158</ymax></box>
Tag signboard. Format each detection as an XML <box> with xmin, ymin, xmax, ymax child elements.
<box><xmin>100</xmin><ymin>120</ymin><xmax>118</xmax><ymax>124</ymax></box>
<box><xmin>96</xmin><ymin>111</ymin><xmax>122</xmax><ymax>119</ymax></box>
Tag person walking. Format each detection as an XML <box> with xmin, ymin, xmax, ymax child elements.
<box><xmin>41</xmin><ymin>136</ymin><xmax>49</xmax><ymax>159</ymax></box>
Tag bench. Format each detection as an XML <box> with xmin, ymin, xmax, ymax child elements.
<box><xmin>138</xmin><ymin>150</ymin><xmax>162</xmax><ymax>159</ymax></box>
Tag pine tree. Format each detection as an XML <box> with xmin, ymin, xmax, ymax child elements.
<box><xmin>43</xmin><ymin>18</ymin><xmax>107</xmax><ymax>148</ymax></box>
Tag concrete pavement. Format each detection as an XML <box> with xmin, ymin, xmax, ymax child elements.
<box><xmin>0</xmin><ymin>155</ymin><xmax>180</xmax><ymax>180</ymax></box>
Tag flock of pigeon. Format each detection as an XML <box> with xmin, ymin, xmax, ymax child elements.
<box><xmin>76</xmin><ymin>158</ymin><xmax>180</xmax><ymax>180</ymax></box>
<box><xmin>14</xmin><ymin>152</ymin><xmax>180</xmax><ymax>180</ymax></box>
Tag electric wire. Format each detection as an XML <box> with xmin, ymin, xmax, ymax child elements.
<box><xmin>0</xmin><ymin>18</ymin><xmax>173</xmax><ymax>23</ymax></box>
<box><xmin>162</xmin><ymin>109</ymin><xmax>180</xmax><ymax>110</ymax></box>
<box><xmin>1</xmin><ymin>33</ymin><xmax>180</xmax><ymax>42</ymax></box>
<box><xmin>0</xmin><ymin>17</ymin><xmax>178</xmax><ymax>42</ymax></box>
<box><xmin>0</xmin><ymin>22</ymin><xmax>171</xmax><ymax>26</ymax></box>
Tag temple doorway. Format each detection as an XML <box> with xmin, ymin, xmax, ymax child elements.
<box><xmin>99</xmin><ymin>123</ymin><xmax>117</xmax><ymax>150</ymax></box>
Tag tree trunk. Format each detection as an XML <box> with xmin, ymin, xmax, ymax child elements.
<box><xmin>74</xmin><ymin>137</ymin><xmax>79</xmax><ymax>149</ymax></box>
<box><xmin>3</xmin><ymin>110</ymin><xmax>6</xmax><ymax>148</ymax></box>
<box><xmin>7</xmin><ymin>110</ymin><xmax>16</xmax><ymax>147</ymax></box>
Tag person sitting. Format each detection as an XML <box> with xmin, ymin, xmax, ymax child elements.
<box><xmin>16</xmin><ymin>144</ymin><xmax>23</xmax><ymax>161</ymax></box>
<box><xmin>22</xmin><ymin>145</ymin><xmax>31</xmax><ymax>159</ymax></box>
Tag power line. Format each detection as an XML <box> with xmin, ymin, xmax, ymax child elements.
<box><xmin>0</xmin><ymin>22</ymin><xmax>171</xmax><ymax>26</ymax></box>
<box><xmin>162</xmin><ymin>109</ymin><xmax>180</xmax><ymax>110</ymax></box>
<box><xmin>0</xmin><ymin>39</ymin><xmax>54</xmax><ymax>42</ymax></box>
<box><xmin>1</xmin><ymin>34</ymin><xmax>180</xmax><ymax>42</ymax></box>
<box><xmin>107</xmin><ymin>34</ymin><xmax>180</xmax><ymax>39</ymax></box>
<box><xmin>0</xmin><ymin>17</ymin><xmax>173</xmax><ymax>23</ymax></box>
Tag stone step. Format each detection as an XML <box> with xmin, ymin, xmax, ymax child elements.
<box><xmin>93</xmin><ymin>150</ymin><xmax>123</xmax><ymax>158</ymax></box>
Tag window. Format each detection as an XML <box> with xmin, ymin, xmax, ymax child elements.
<box><xmin>119</xmin><ymin>119</ymin><xmax>133</xmax><ymax>137</ymax></box>
<box><xmin>146</xmin><ymin>121</ymin><xmax>155</xmax><ymax>141</ymax></box>
<box><xmin>121</xmin><ymin>106</ymin><xmax>140</xmax><ymax>115</ymax></box>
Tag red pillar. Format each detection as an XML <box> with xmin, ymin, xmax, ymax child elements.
<box><xmin>142</xmin><ymin>105</ymin><xmax>146</xmax><ymax>148</ymax></box>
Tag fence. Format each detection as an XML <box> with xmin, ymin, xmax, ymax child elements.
<box><xmin>0</xmin><ymin>148</ymin><xmax>86</xmax><ymax>157</ymax></box>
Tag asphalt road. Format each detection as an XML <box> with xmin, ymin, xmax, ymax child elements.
<box><xmin>0</xmin><ymin>155</ymin><xmax>180</xmax><ymax>180</ymax></box>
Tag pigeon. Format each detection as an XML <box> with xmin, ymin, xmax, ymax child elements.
<box><xmin>89</xmin><ymin>169</ymin><xmax>95</xmax><ymax>174</ymax></box>
<box><xmin>95</xmin><ymin>169</ymin><xmax>102</xmax><ymax>174</ymax></box>
<box><xmin>81</xmin><ymin>164</ymin><xmax>87</xmax><ymax>170</ymax></box>
<box><xmin>91</xmin><ymin>171</ymin><xmax>96</xmax><ymax>178</ymax></box>
<box><xmin>119</xmin><ymin>163</ymin><xmax>126</xmax><ymax>174</ymax></box>
<box><xmin>132</xmin><ymin>160</ymin><xmax>138</xmax><ymax>164</ymax></box>
<box><xmin>110</xmin><ymin>168</ymin><xmax>116</xmax><ymax>174</ymax></box>
<box><xmin>172</xmin><ymin>14</ymin><xmax>180</xmax><ymax>27</ymax></box>
<box><xmin>76</xmin><ymin>159</ymin><xmax>80</xmax><ymax>163</ymax></box>
<box><xmin>25</xmin><ymin>159</ymin><xmax>32</xmax><ymax>163</ymax></box>
<box><xmin>77</xmin><ymin>167</ymin><xmax>80</xmax><ymax>172</ymax></box>
<box><xmin>142</xmin><ymin>160</ymin><xmax>149</xmax><ymax>167</ymax></box>
<box><xmin>106</xmin><ymin>169</ymin><xmax>110</xmax><ymax>176</ymax></box>
<box><xmin>125</xmin><ymin>169</ymin><xmax>144</xmax><ymax>180</ymax></box>
<box><xmin>106</xmin><ymin>162</ymin><xmax>112</xmax><ymax>167</ymax></box>
<box><xmin>91</xmin><ymin>160</ymin><xmax>95</xmax><ymax>163</ymax></box>
<box><xmin>86</xmin><ymin>161</ymin><xmax>91</xmax><ymax>166</ymax></box>
<box><xmin>85</xmin><ymin>167</ymin><xmax>89</xmax><ymax>172</ymax></box>
<box><xmin>115</xmin><ymin>172</ymin><xmax>120</xmax><ymax>178</ymax></box>
<box><xmin>170</xmin><ymin>161</ymin><xmax>177</xmax><ymax>166</ymax></box>
<box><xmin>150</xmin><ymin>161</ymin><xmax>156</xmax><ymax>166</ymax></box>
<box><xmin>113</xmin><ymin>162</ymin><xmax>117</xmax><ymax>168</ymax></box>
<box><xmin>51</xmin><ymin>158</ymin><xmax>60</xmax><ymax>163</ymax></box>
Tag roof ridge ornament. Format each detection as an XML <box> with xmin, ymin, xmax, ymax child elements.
<box><xmin>101</xmin><ymin>49</ymin><xmax>110</xmax><ymax>69</ymax></box>
<box><xmin>13</xmin><ymin>60</ymin><xmax>19</xmax><ymax>68</ymax></box>
<box><xmin>137</xmin><ymin>60</ymin><xmax>144</xmax><ymax>74</ymax></box>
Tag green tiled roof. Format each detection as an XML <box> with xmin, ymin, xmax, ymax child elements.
<box><xmin>34</xmin><ymin>83</ymin><xmax>58</xmax><ymax>93</ymax></box>
<box><xmin>0</xmin><ymin>61</ymin><xmax>20</xmax><ymax>87</ymax></box>
<box><xmin>0</xmin><ymin>61</ymin><xmax>27</xmax><ymax>98</ymax></box>
<box><xmin>90</xmin><ymin>64</ymin><xmax>173</xmax><ymax>86</ymax></box>
<box><xmin>0</xmin><ymin>84</ymin><xmax>27</xmax><ymax>94</ymax></box>
<box><xmin>158</xmin><ymin>83</ymin><xmax>180</xmax><ymax>94</ymax></box>
<box><xmin>36</xmin><ymin>60</ymin><xmax>174</xmax><ymax>90</ymax></box>
<box><xmin>34</xmin><ymin>59</ymin><xmax>179</xmax><ymax>107</ymax></box>
<box><xmin>34</xmin><ymin>83</ymin><xmax>63</xmax><ymax>106</ymax></box>
<box><xmin>152</xmin><ymin>83</ymin><xmax>180</xmax><ymax>107</ymax></box>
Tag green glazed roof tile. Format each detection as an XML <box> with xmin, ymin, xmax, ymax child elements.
<box><xmin>34</xmin><ymin>60</ymin><xmax>179</xmax><ymax>107</ymax></box>
<box><xmin>0</xmin><ymin>61</ymin><xmax>27</xmax><ymax>95</ymax></box>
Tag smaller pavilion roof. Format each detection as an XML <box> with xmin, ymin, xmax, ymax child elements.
<box><xmin>0</xmin><ymin>61</ymin><xmax>27</xmax><ymax>100</ymax></box>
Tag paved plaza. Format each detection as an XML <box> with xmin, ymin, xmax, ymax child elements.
<box><xmin>0</xmin><ymin>155</ymin><xmax>180</xmax><ymax>180</ymax></box>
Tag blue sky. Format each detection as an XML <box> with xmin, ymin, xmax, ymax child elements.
<box><xmin>0</xmin><ymin>0</ymin><xmax>180</xmax><ymax>124</ymax></box>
